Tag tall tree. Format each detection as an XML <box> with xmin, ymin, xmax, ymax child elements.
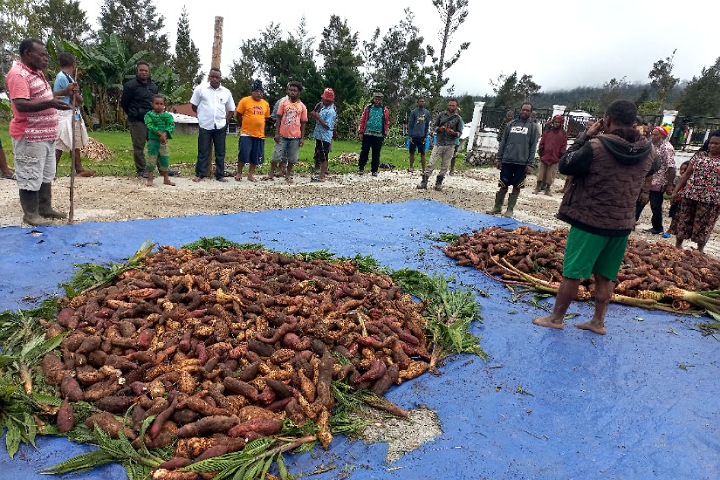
<box><xmin>678</xmin><ymin>57</ymin><xmax>720</xmax><ymax>117</ymax></box>
<box><xmin>318</xmin><ymin>15</ymin><xmax>363</xmax><ymax>107</ymax></box>
<box><xmin>429</xmin><ymin>0</ymin><xmax>470</xmax><ymax>100</ymax></box>
<box><xmin>490</xmin><ymin>72</ymin><xmax>540</xmax><ymax>108</ymax></box>
<box><xmin>598</xmin><ymin>76</ymin><xmax>629</xmax><ymax>112</ymax></box>
<box><xmin>648</xmin><ymin>49</ymin><xmax>678</xmax><ymax>114</ymax></box>
<box><xmin>517</xmin><ymin>74</ymin><xmax>541</xmax><ymax>103</ymax></box>
<box><xmin>36</xmin><ymin>0</ymin><xmax>91</xmax><ymax>44</ymax></box>
<box><xmin>362</xmin><ymin>9</ymin><xmax>432</xmax><ymax>115</ymax></box>
<box><xmin>172</xmin><ymin>6</ymin><xmax>202</xmax><ymax>89</ymax></box>
<box><xmin>225</xmin><ymin>20</ymin><xmax>322</xmax><ymax>107</ymax></box>
<box><xmin>97</xmin><ymin>0</ymin><xmax>170</xmax><ymax>66</ymax></box>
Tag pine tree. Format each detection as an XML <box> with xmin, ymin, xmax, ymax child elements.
<box><xmin>97</xmin><ymin>0</ymin><xmax>170</xmax><ymax>66</ymax></box>
<box><xmin>318</xmin><ymin>15</ymin><xmax>364</xmax><ymax>107</ymax></box>
<box><xmin>172</xmin><ymin>6</ymin><xmax>202</xmax><ymax>88</ymax></box>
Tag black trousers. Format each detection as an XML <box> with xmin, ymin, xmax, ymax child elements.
<box><xmin>358</xmin><ymin>134</ymin><xmax>384</xmax><ymax>173</ymax></box>
<box><xmin>635</xmin><ymin>190</ymin><xmax>665</xmax><ymax>231</ymax></box>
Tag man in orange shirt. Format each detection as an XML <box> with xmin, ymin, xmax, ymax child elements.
<box><xmin>235</xmin><ymin>79</ymin><xmax>270</xmax><ymax>182</ymax></box>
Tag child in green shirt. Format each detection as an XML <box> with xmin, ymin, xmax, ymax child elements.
<box><xmin>144</xmin><ymin>95</ymin><xmax>175</xmax><ymax>187</ymax></box>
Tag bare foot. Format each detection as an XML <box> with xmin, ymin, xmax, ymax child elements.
<box><xmin>235</xmin><ymin>175</ymin><xmax>242</xmax><ymax>181</ymax></box>
<box><xmin>575</xmin><ymin>321</ymin><xmax>606</xmax><ymax>335</ymax></box>
<box><xmin>192</xmin><ymin>176</ymin><xmax>203</xmax><ymax>182</ymax></box>
<box><xmin>532</xmin><ymin>315</ymin><xmax>564</xmax><ymax>329</ymax></box>
<box><xmin>247</xmin><ymin>175</ymin><xmax>257</xmax><ymax>182</ymax></box>
<box><xmin>285</xmin><ymin>176</ymin><xmax>293</xmax><ymax>184</ymax></box>
<box><xmin>217</xmin><ymin>177</ymin><xmax>228</xmax><ymax>182</ymax></box>
<box><xmin>146</xmin><ymin>181</ymin><xmax>154</xmax><ymax>187</ymax></box>
<box><xmin>164</xmin><ymin>180</ymin><xmax>176</xmax><ymax>186</ymax></box>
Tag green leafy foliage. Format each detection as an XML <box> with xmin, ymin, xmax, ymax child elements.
<box><xmin>60</xmin><ymin>241</ymin><xmax>154</xmax><ymax>297</ymax></box>
<box><xmin>391</xmin><ymin>269</ymin><xmax>486</xmax><ymax>359</ymax></box>
<box><xmin>0</xmin><ymin>376</ymin><xmax>38</xmax><ymax>458</ymax></box>
<box><xmin>181</xmin><ymin>236</ymin><xmax>245</xmax><ymax>251</ymax></box>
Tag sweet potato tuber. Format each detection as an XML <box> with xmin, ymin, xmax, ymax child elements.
<box><xmin>354</xmin><ymin>359</ymin><xmax>387</xmax><ymax>384</ymax></box>
<box><xmin>95</xmin><ymin>395</ymin><xmax>135</xmax><ymax>414</ymax></box>
<box><xmin>56</xmin><ymin>397</ymin><xmax>75</xmax><ymax>433</ymax></box>
<box><xmin>176</xmin><ymin>415</ymin><xmax>239</xmax><ymax>438</ymax></box>
<box><xmin>157</xmin><ymin>457</ymin><xmax>192</xmax><ymax>471</ymax></box>
<box><xmin>42</xmin><ymin>353</ymin><xmax>65</xmax><ymax>386</ymax></box>
<box><xmin>85</xmin><ymin>412</ymin><xmax>136</xmax><ymax>439</ymax></box>
<box><xmin>223</xmin><ymin>377</ymin><xmax>258</xmax><ymax>401</ymax></box>
<box><xmin>227</xmin><ymin>417</ymin><xmax>283</xmax><ymax>439</ymax></box>
<box><xmin>60</xmin><ymin>372</ymin><xmax>84</xmax><ymax>401</ymax></box>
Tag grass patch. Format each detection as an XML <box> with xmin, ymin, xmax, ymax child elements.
<box><xmin>0</xmin><ymin>121</ymin><xmax>469</xmax><ymax>177</ymax></box>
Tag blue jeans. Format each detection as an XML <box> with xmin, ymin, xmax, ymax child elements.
<box><xmin>195</xmin><ymin>127</ymin><xmax>227</xmax><ymax>179</ymax></box>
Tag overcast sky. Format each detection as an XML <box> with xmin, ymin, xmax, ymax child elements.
<box><xmin>79</xmin><ymin>0</ymin><xmax>716</xmax><ymax>97</ymax></box>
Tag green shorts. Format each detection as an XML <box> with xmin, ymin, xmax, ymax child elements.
<box><xmin>563</xmin><ymin>226</ymin><xmax>628</xmax><ymax>281</ymax></box>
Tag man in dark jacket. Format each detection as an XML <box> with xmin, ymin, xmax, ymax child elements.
<box><xmin>417</xmin><ymin>98</ymin><xmax>463</xmax><ymax>191</ymax></box>
<box><xmin>487</xmin><ymin>102</ymin><xmax>540</xmax><ymax>217</ymax></box>
<box><xmin>121</xmin><ymin>61</ymin><xmax>158</xmax><ymax>176</ymax></box>
<box><xmin>532</xmin><ymin>100</ymin><xmax>657</xmax><ymax>335</ymax></box>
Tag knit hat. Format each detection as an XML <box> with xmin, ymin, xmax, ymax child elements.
<box><xmin>552</xmin><ymin>114</ymin><xmax>563</xmax><ymax>121</ymax></box>
<box><xmin>372</xmin><ymin>92</ymin><xmax>384</xmax><ymax>98</ymax></box>
<box><xmin>252</xmin><ymin>79</ymin><xmax>263</xmax><ymax>91</ymax></box>
<box><xmin>321</xmin><ymin>88</ymin><xmax>335</xmax><ymax>101</ymax></box>
<box><xmin>653</xmin><ymin>126</ymin><xmax>668</xmax><ymax>138</ymax></box>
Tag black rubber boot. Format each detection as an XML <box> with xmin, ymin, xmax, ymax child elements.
<box><xmin>486</xmin><ymin>189</ymin><xmax>506</xmax><ymax>214</ymax></box>
<box><xmin>416</xmin><ymin>174</ymin><xmax>428</xmax><ymax>190</ymax></box>
<box><xmin>19</xmin><ymin>189</ymin><xmax>52</xmax><ymax>226</ymax></box>
<box><xmin>433</xmin><ymin>175</ymin><xmax>444</xmax><ymax>191</ymax></box>
<box><xmin>38</xmin><ymin>182</ymin><xmax>67</xmax><ymax>219</ymax></box>
<box><xmin>504</xmin><ymin>190</ymin><xmax>520</xmax><ymax>217</ymax></box>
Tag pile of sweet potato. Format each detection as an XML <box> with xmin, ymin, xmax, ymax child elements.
<box><xmin>445</xmin><ymin>226</ymin><xmax>720</xmax><ymax>297</ymax></box>
<box><xmin>42</xmin><ymin>247</ymin><xmax>431</xmax><ymax>465</ymax></box>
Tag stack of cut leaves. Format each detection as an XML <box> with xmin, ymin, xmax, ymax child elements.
<box><xmin>0</xmin><ymin>238</ymin><xmax>485</xmax><ymax>480</ymax></box>
<box><xmin>444</xmin><ymin>226</ymin><xmax>720</xmax><ymax>318</ymax></box>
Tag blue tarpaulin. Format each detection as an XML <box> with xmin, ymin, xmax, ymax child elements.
<box><xmin>1</xmin><ymin>200</ymin><xmax>718</xmax><ymax>479</ymax></box>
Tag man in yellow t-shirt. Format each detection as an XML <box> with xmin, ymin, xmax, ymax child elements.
<box><xmin>235</xmin><ymin>79</ymin><xmax>270</xmax><ymax>182</ymax></box>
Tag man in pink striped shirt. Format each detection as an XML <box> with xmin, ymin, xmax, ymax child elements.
<box><xmin>6</xmin><ymin>38</ymin><xmax>74</xmax><ymax>225</ymax></box>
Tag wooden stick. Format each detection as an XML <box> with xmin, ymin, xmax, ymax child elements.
<box><xmin>68</xmin><ymin>66</ymin><xmax>78</xmax><ymax>224</ymax></box>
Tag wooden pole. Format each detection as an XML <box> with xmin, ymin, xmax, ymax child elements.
<box><xmin>211</xmin><ymin>17</ymin><xmax>223</xmax><ymax>69</ymax></box>
<box><xmin>208</xmin><ymin>16</ymin><xmax>223</xmax><ymax>178</ymax></box>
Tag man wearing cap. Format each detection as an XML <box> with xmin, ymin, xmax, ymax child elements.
<box><xmin>190</xmin><ymin>67</ymin><xmax>235</xmax><ymax>182</ymax></box>
<box><xmin>535</xmin><ymin>114</ymin><xmax>567</xmax><ymax>196</ymax></box>
<box><xmin>311</xmin><ymin>88</ymin><xmax>337</xmax><ymax>182</ymax></box>
<box><xmin>357</xmin><ymin>92</ymin><xmax>390</xmax><ymax>176</ymax></box>
<box><xmin>235</xmin><ymin>79</ymin><xmax>270</xmax><ymax>182</ymax></box>
<box><xmin>635</xmin><ymin>126</ymin><xmax>675</xmax><ymax>234</ymax></box>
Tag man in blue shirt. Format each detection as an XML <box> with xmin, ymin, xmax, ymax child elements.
<box><xmin>311</xmin><ymin>88</ymin><xmax>337</xmax><ymax>182</ymax></box>
<box><xmin>407</xmin><ymin>97</ymin><xmax>431</xmax><ymax>172</ymax></box>
<box><xmin>54</xmin><ymin>53</ymin><xmax>95</xmax><ymax>177</ymax></box>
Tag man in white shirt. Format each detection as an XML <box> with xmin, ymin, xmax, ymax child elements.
<box><xmin>190</xmin><ymin>68</ymin><xmax>235</xmax><ymax>182</ymax></box>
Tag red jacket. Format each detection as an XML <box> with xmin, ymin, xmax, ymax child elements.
<box><xmin>538</xmin><ymin>127</ymin><xmax>568</xmax><ymax>165</ymax></box>
<box><xmin>358</xmin><ymin>104</ymin><xmax>390</xmax><ymax>137</ymax></box>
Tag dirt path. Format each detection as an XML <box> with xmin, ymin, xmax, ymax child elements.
<box><xmin>1</xmin><ymin>168</ymin><xmax>717</xmax><ymax>257</ymax></box>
